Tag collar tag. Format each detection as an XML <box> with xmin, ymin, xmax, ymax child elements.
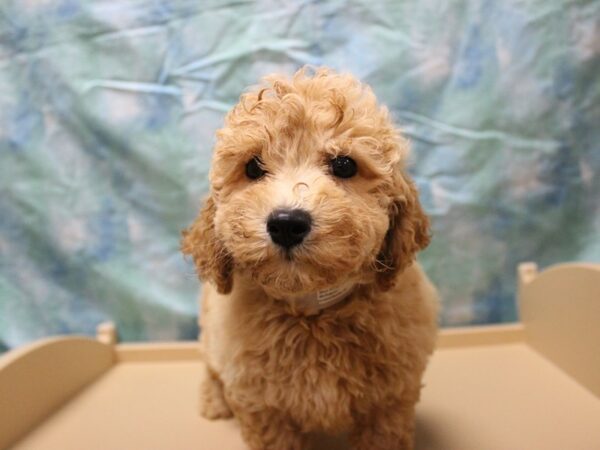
<box><xmin>291</xmin><ymin>282</ymin><xmax>354</xmax><ymax>315</ymax></box>
<box><xmin>316</xmin><ymin>284</ymin><xmax>354</xmax><ymax>308</ymax></box>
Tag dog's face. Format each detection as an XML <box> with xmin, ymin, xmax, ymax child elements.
<box><xmin>182</xmin><ymin>69</ymin><xmax>430</xmax><ymax>298</ymax></box>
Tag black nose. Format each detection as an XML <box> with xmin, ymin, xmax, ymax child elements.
<box><xmin>267</xmin><ymin>209</ymin><xmax>312</xmax><ymax>249</ymax></box>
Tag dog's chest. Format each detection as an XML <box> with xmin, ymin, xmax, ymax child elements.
<box><xmin>231</xmin><ymin>313</ymin><xmax>397</xmax><ymax>431</ymax></box>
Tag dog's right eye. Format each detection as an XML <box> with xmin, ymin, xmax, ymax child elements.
<box><xmin>245</xmin><ymin>157</ymin><xmax>266</xmax><ymax>180</ymax></box>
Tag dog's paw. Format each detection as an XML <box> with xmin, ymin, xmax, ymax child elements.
<box><xmin>199</xmin><ymin>394</ymin><xmax>234</xmax><ymax>420</ymax></box>
<box><xmin>198</xmin><ymin>372</ymin><xmax>234</xmax><ymax>420</ymax></box>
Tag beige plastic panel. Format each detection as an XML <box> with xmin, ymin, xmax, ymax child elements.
<box><xmin>115</xmin><ymin>342</ymin><xmax>200</xmax><ymax>363</ymax></box>
<box><xmin>8</xmin><ymin>361</ymin><xmax>248</xmax><ymax>450</ymax></box>
<box><xmin>0</xmin><ymin>337</ymin><xmax>113</xmax><ymax>449</ymax></box>
<box><xmin>436</xmin><ymin>323</ymin><xmax>525</xmax><ymax>349</ymax></box>
<box><xmin>10</xmin><ymin>346</ymin><xmax>600</xmax><ymax>450</ymax></box>
<box><xmin>518</xmin><ymin>262</ymin><xmax>600</xmax><ymax>398</ymax></box>
<box><xmin>418</xmin><ymin>343</ymin><xmax>600</xmax><ymax>450</ymax></box>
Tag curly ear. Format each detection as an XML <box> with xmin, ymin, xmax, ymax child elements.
<box><xmin>376</xmin><ymin>176</ymin><xmax>431</xmax><ymax>291</ymax></box>
<box><xmin>181</xmin><ymin>195</ymin><xmax>233</xmax><ymax>294</ymax></box>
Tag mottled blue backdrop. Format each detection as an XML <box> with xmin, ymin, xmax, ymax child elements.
<box><xmin>1</xmin><ymin>0</ymin><xmax>599</xmax><ymax>349</ymax></box>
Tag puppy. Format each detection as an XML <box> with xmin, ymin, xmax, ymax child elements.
<box><xmin>182</xmin><ymin>67</ymin><xmax>438</xmax><ymax>450</ymax></box>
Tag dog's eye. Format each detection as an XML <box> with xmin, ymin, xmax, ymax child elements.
<box><xmin>330</xmin><ymin>156</ymin><xmax>357</xmax><ymax>178</ymax></box>
<box><xmin>245</xmin><ymin>157</ymin><xmax>266</xmax><ymax>180</ymax></box>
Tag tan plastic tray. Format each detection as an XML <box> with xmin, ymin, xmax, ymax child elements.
<box><xmin>1</xmin><ymin>262</ymin><xmax>599</xmax><ymax>450</ymax></box>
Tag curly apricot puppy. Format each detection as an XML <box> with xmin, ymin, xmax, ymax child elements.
<box><xmin>182</xmin><ymin>68</ymin><xmax>438</xmax><ymax>450</ymax></box>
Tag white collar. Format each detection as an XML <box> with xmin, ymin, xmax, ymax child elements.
<box><xmin>288</xmin><ymin>282</ymin><xmax>355</xmax><ymax>316</ymax></box>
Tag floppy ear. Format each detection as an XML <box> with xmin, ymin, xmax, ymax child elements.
<box><xmin>376</xmin><ymin>175</ymin><xmax>431</xmax><ymax>291</ymax></box>
<box><xmin>181</xmin><ymin>195</ymin><xmax>233</xmax><ymax>294</ymax></box>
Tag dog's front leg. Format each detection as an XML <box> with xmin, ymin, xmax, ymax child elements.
<box><xmin>350</xmin><ymin>395</ymin><xmax>417</xmax><ymax>450</ymax></box>
<box><xmin>232</xmin><ymin>406</ymin><xmax>306</xmax><ymax>450</ymax></box>
<box><xmin>198</xmin><ymin>365</ymin><xmax>233</xmax><ymax>419</ymax></box>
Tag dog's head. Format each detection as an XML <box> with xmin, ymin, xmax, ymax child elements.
<box><xmin>182</xmin><ymin>68</ymin><xmax>430</xmax><ymax>298</ymax></box>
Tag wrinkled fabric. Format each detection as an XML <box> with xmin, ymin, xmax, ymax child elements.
<box><xmin>0</xmin><ymin>0</ymin><xmax>599</xmax><ymax>349</ymax></box>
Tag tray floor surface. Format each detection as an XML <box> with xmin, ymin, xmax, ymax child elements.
<box><xmin>12</xmin><ymin>343</ymin><xmax>600</xmax><ymax>450</ymax></box>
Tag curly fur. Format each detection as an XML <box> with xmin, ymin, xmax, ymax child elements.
<box><xmin>182</xmin><ymin>67</ymin><xmax>439</xmax><ymax>450</ymax></box>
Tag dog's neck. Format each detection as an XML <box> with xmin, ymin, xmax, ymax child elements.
<box><xmin>234</xmin><ymin>275</ymin><xmax>356</xmax><ymax>316</ymax></box>
<box><xmin>287</xmin><ymin>281</ymin><xmax>355</xmax><ymax>316</ymax></box>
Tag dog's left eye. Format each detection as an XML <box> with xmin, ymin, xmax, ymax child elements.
<box><xmin>330</xmin><ymin>156</ymin><xmax>357</xmax><ymax>178</ymax></box>
<box><xmin>245</xmin><ymin>157</ymin><xmax>266</xmax><ymax>180</ymax></box>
